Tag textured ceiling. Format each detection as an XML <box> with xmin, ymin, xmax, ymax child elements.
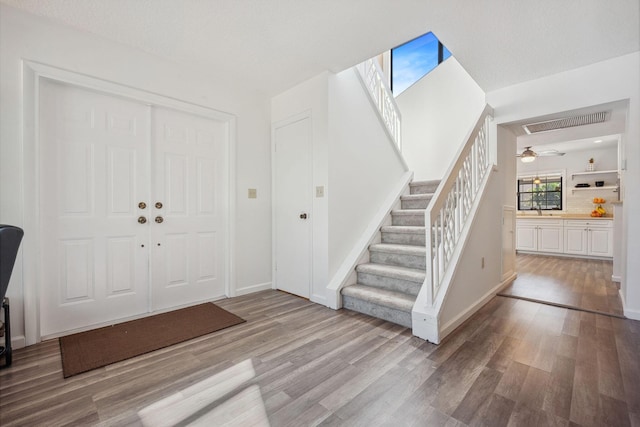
<box><xmin>2</xmin><ymin>0</ymin><xmax>639</xmax><ymax>95</ymax></box>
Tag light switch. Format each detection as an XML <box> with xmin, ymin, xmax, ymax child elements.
<box><xmin>248</xmin><ymin>188</ymin><xmax>257</xmax><ymax>199</ymax></box>
<box><xmin>316</xmin><ymin>186</ymin><xmax>324</xmax><ymax>197</ymax></box>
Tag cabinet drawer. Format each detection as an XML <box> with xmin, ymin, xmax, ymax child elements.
<box><xmin>564</xmin><ymin>219</ymin><xmax>612</xmax><ymax>228</ymax></box>
<box><xmin>517</xmin><ymin>219</ymin><xmax>563</xmax><ymax>226</ymax></box>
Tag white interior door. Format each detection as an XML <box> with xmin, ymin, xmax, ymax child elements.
<box><xmin>274</xmin><ymin>117</ymin><xmax>312</xmax><ymax>298</ymax></box>
<box><xmin>39</xmin><ymin>79</ymin><xmax>151</xmax><ymax>336</ymax></box>
<box><xmin>151</xmin><ymin>107</ymin><xmax>228</xmax><ymax>310</ymax></box>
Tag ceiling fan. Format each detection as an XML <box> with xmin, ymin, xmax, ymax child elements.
<box><xmin>517</xmin><ymin>146</ymin><xmax>566</xmax><ymax>162</ymax></box>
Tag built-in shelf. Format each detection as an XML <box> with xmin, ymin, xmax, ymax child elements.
<box><xmin>571</xmin><ymin>169</ymin><xmax>618</xmax><ymax>179</ymax></box>
<box><xmin>571</xmin><ymin>185</ymin><xmax>618</xmax><ymax>193</ymax></box>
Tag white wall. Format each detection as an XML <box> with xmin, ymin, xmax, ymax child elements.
<box><xmin>0</xmin><ymin>5</ymin><xmax>273</xmax><ymax>344</ymax></box>
<box><xmin>271</xmin><ymin>73</ymin><xmax>330</xmax><ymax>304</ymax></box>
<box><xmin>438</xmin><ymin>124</ymin><xmax>515</xmax><ymax>338</ymax></box>
<box><xmin>396</xmin><ymin>58</ymin><xmax>486</xmax><ymax>181</ymax></box>
<box><xmin>327</xmin><ymin>69</ymin><xmax>408</xmax><ymax>277</ymax></box>
<box><xmin>487</xmin><ymin>52</ymin><xmax>640</xmax><ymax>320</ymax></box>
<box><xmin>517</xmin><ymin>145</ymin><xmax>619</xmax><ymax>215</ymax></box>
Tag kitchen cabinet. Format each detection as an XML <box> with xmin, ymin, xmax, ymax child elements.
<box><xmin>516</xmin><ymin>219</ymin><xmax>563</xmax><ymax>253</ymax></box>
<box><xmin>516</xmin><ymin>217</ymin><xmax>613</xmax><ymax>258</ymax></box>
<box><xmin>564</xmin><ymin>220</ymin><xmax>613</xmax><ymax>257</ymax></box>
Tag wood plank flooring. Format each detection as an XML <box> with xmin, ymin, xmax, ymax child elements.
<box><xmin>1</xmin><ymin>288</ymin><xmax>638</xmax><ymax>426</ymax></box>
<box><xmin>499</xmin><ymin>254</ymin><xmax>624</xmax><ymax>317</ymax></box>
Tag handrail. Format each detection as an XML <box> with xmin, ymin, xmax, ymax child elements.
<box><xmin>424</xmin><ymin>104</ymin><xmax>494</xmax><ymax>305</ymax></box>
<box><xmin>355</xmin><ymin>58</ymin><xmax>402</xmax><ymax>150</ymax></box>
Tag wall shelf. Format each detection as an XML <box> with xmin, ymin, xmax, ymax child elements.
<box><xmin>571</xmin><ymin>185</ymin><xmax>618</xmax><ymax>193</ymax></box>
<box><xmin>571</xmin><ymin>169</ymin><xmax>618</xmax><ymax>179</ymax></box>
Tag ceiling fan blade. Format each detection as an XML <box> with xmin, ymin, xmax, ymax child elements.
<box><xmin>537</xmin><ymin>151</ymin><xmax>566</xmax><ymax>156</ymax></box>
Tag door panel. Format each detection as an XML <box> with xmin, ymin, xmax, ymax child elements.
<box><xmin>151</xmin><ymin>107</ymin><xmax>228</xmax><ymax>310</ymax></box>
<box><xmin>40</xmin><ymin>80</ymin><xmax>151</xmax><ymax>336</ymax></box>
<box><xmin>274</xmin><ymin>117</ymin><xmax>312</xmax><ymax>298</ymax></box>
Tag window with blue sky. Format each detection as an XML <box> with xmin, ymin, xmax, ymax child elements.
<box><xmin>391</xmin><ymin>32</ymin><xmax>451</xmax><ymax>96</ymax></box>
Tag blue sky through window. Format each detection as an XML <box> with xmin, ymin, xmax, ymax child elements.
<box><xmin>391</xmin><ymin>32</ymin><xmax>451</xmax><ymax>96</ymax></box>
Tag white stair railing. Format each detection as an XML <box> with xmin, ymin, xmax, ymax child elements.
<box><xmin>355</xmin><ymin>58</ymin><xmax>402</xmax><ymax>150</ymax></box>
<box><xmin>425</xmin><ymin>105</ymin><xmax>494</xmax><ymax>306</ymax></box>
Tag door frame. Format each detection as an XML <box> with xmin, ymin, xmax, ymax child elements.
<box><xmin>271</xmin><ymin>111</ymin><xmax>313</xmax><ymax>297</ymax></box>
<box><xmin>21</xmin><ymin>61</ymin><xmax>237</xmax><ymax>344</ymax></box>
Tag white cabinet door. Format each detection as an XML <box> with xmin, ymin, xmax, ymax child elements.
<box><xmin>516</xmin><ymin>225</ymin><xmax>537</xmax><ymax>251</ymax></box>
<box><xmin>589</xmin><ymin>228</ymin><xmax>613</xmax><ymax>257</ymax></box>
<box><xmin>564</xmin><ymin>227</ymin><xmax>588</xmax><ymax>255</ymax></box>
<box><xmin>538</xmin><ymin>226</ymin><xmax>563</xmax><ymax>253</ymax></box>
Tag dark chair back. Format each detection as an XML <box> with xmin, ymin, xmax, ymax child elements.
<box><xmin>0</xmin><ymin>225</ymin><xmax>24</xmax><ymax>301</ymax></box>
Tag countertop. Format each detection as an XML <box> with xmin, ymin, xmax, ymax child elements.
<box><xmin>516</xmin><ymin>214</ymin><xmax>613</xmax><ymax>220</ymax></box>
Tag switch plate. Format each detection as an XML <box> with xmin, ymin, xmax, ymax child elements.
<box><xmin>316</xmin><ymin>186</ymin><xmax>324</xmax><ymax>197</ymax></box>
<box><xmin>248</xmin><ymin>188</ymin><xmax>257</xmax><ymax>199</ymax></box>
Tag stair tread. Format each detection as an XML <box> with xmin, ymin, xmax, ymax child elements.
<box><xmin>410</xmin><ymin>180</ymin><xmax>440</xmax><ymax>186</ymax></box>
<box><xmin>401</xmin><ymin>194</ymin><xmax>434</xmax><ymax>200</ymax></box>
<box><xmin>356</xmin><ymin>263</ymin><xmax>426</xmax><ymax>282</ymax></box>
<box><xmin>381</xmin><ymin>225</ymin><xmax>425</xmax><ymax>234</ymax></box>
<box><xmin>370</xmin><ymin>243</ymin><xmax>426</xmax><ymax>255</ymax></box>
<box><xmin>391</xmin><ymin>209</ymin><xmax>424</xmax><ymax>215</ymax></box>
<box><xmin>341</xmin><ymin>285</ymin><xmax>415</xmax><ymax>312</ymax></box>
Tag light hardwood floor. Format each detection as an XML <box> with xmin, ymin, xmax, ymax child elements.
<box><xmin>1</xmin><ymin>288</ymin><xmax>639</xmax><ymax>426</ymax></box>
<box><xmin>500</xmin><ymin>254</ymin><xmax>624</xmax><ymax>317</ymax></box>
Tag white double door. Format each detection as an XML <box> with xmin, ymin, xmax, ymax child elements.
<box><xmin>39</xmin><ymin>80</ymin><xmax>228</xmax><ymax>337</ymax></box>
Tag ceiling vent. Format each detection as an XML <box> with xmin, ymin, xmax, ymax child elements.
<box><xmin>522</xmin><ymin>111</ymin><xmax>609</xmax><ymax>134</ymax></box>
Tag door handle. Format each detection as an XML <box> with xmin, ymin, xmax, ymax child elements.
<box><xmin>155</xmin><ymin>216</ymin><xmax>164</xmax><ymax>224</ymax></box>
<box><xmin>155</xmin><ymin>202</ymin><xmax>163</xmax><ymax>209</ymax></box>
<box><xmin>299</xmin><ymin>213</ymin><xmax>308</xmax><ymax>219</ymax></box>
<box><xmin>138</xmin><ymin>216</ymin><xmax>147</xmax><ymax>224</ymax></box>
<box><xmin>138</xmin><ymin>202</ymin><xmax>147</xmax><ymax>209</ymax></box>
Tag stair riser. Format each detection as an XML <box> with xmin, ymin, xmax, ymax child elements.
<box><xmin>342</xmin><ymin>296</ymin><xmax>412</xmax><ymax>328</ymax></box>
<box><xmin>391</xmin><ymin>214</ymin><xmax>425</xmax><ymax>227</ymax></box>
<box><xmin>357</xmin><ymin>272</ymin><xmax>421</xmax><ymax>296</ymax></box>
<box><xmin>401</xmin><ymin>198</ymin><xmax>432</xmax><ymax>209</ymax></box>
<box><xmin>370</xmin><ymin>251</ymin><xmax>426</xmax><ymax>270</ymax></box>
<box><xmin>410</xmin><ymin>183</ymin><xmax>439</xmax><ymax>195</ymax></box>
<box><xmin>381</xmin><ymin>232</ymin><xmax>426</xmax><ymax>246</ymax></box>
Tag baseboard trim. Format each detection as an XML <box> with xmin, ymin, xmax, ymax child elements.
<box><xmin>235</xmin><ymin>282</ymin><xmax>273</xmax><ymax>296</ymax></box>
<box><xmin>620</xmin><ymin>290</ymin><xmax>640</xmax><ymax>321</ymax></box>
<box><xmin>11</xmin><ymin>335</ymin><xmax>26</xmax><ymax>350</ymax></box>
<box><xmin>439</xmin><ymin>273</ymin><xmax>517</xmax><ymax>341</ymax></box>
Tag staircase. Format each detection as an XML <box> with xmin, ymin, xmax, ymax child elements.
<box><xmin>341</xmin><ymin>180</ymin><xmax>440</xmax><ymax>328</ymax></box>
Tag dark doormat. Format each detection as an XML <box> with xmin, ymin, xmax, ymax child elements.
<box><xmin>59</xmin><ymin>303</ymin><xmax>245</xmax><ymax>378</ymax></box>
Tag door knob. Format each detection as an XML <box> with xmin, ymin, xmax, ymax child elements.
<box><xmin>155</xmin><ymin>216</ymin><xmax>164</xmax><ymax>224</ymax></box>
<box><xmin>299</xmin><ymin>213</ymin><xmax>308</xmax><ymax>219</ymax></box>
<box><xmin>138</xmin><ymin>216</ymin><xmax>147</xmax><ymax>224</ymax></box>
<box><xmin>155</xmin><ymin>202</ymin><xmax>163</xmax><ymax>209</ymax></box>
<box><xmin>138</xmin><ymin>202</ymin><xmax>147</xmax><ymax>209</ymax></box>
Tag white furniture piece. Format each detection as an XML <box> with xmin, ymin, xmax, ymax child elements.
<box><xmin>563</xmin><ymin>219</ymin><xmax>613</xmax><ymax>258</ymax></box>
<box><xmin>516</xmin><ymin>217</ymin><xmax>613</xmax><ymax>259</ymax></box>
<box><xmin>516</xmin><ymin>218</ymin><xmax>564</xmax><ymax>254</ymax></box>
